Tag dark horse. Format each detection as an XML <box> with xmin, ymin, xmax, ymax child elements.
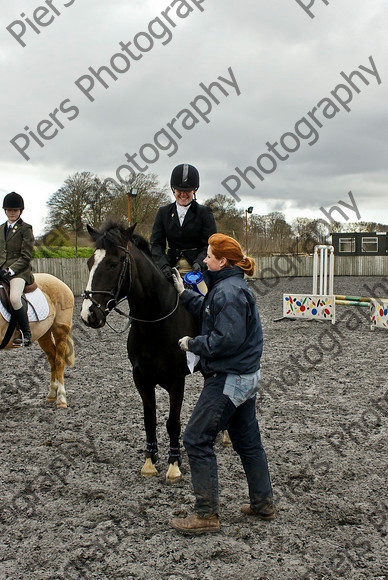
<box><xmin>81</xmin><ymin>221</ymin><xmax>198</xmax><ymax>481</ymax></box>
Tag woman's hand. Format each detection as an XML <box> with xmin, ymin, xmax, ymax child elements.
<box><xmin>0</xmin><ymin>268</ymin><xmax>10</xmax><ymax>281</ymax></box>
<box><xmin>192</xmin><ymin>262</ymin><xmax>202</xmax><ymax>273</ymax></box>
<box><xmin>178</xmin><ymin>336</ymin><xmax>192</xmax><ymax>351</ymax></box>
<box><xmin>172</xmin><ymin>268</ymin><xmax>184</xmax><ymax>295</ymax></box>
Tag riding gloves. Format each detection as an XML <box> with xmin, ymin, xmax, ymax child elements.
<box><xmin>172</xmin><ymin>268</ymin><xmax>184</xmax><ymax>295</ymax></box>
<box><xmin>0</xmin><ymin>268</ymin><xmax>10</xmax><ymax>281</ymax></box>
<box><xmin>192</xmin><ymin>262</ymin><xmax>202</xmax><ymax>274</ymax></box>
<box><xmin>178</xmin><ymin>336</ymin><xmax>192</xmax><ymax>351</ymax></box>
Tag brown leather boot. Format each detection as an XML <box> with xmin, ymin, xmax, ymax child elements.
<box><xmin>171</xmin><ymin>513</ymin><xmax>220</xmax><ymax>535</ymax></box>
<box><xmin>241</xmin><ymin>501</ymin><xmax>275</xmax><ymax>520</ymax></box>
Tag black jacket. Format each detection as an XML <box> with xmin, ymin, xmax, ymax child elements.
<box><xmin>150</xmin><ymin>200</ymin><xmax>217</xmax><ymax>270</ymax></box>
<box><xmin>180</xmin><ymin>267</ymin><xmax>263</xmax><ymax>375</ymax></box>
<box><xmin>0</xmin><ymin>219</ymin><xmax>34</xmax><ymax>284</ymax></box>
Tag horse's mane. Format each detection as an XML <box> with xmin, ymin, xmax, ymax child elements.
<box><xmin>94</xmin><ymin>220</ymin><xmax>152</xmax><ymax>257</ymax></box>
<box><xmin>132</xmin><ymin>234</ymin><xmax>152</xmax><ymax>257</ymax></box>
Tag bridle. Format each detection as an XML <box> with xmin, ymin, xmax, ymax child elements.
<box><xmin>82</xmin><ymin>244</ymin><xmax>130</xmax><ymax>318</ymax></box>
<box><xmin>82</xmin><ymin>243</ymin><xmax>180</xmax><ymax>324</ymax></box>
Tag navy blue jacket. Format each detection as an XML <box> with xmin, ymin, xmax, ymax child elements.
<box><xmin>180</xmin><ymin>267</ymin><xmax>263</xmax><ymax>375</ymax></box>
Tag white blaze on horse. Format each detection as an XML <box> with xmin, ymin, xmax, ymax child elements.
<box><xmin>81</xmin><ymin>221</ymin><xmax>199</xmax><ymax>482</ymax></box>
<box><xmin>0</xmin><ymin>273</ymin><xmax>74</xmax><ymax>408</ymax></box>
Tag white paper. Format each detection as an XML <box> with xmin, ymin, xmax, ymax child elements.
<box><xmin>186</xmin><ymin>351</ymin><xmax>200</xmax><ymax>374</ymax></box>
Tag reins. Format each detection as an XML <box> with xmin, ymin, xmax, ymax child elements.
<box><xmin>83</xmin><ymin>242</ymin><xmax>180</xmax><ymax>326</ymax></box>
<box><xmin>124</xmin><ymin>293</ymin><xmax>180</xmax><ymax>323</ymax></box>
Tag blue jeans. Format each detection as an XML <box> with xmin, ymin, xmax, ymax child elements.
<box><xmin>183</xmin><ymin>372</ymin><xmax>273</xmax><ymax>517</ymax></box>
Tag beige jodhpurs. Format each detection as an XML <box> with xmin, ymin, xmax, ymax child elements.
<box><xmin>9</xmin><ymin>277</ymin><xmax>26</xmax><ymax>310</ymax></box>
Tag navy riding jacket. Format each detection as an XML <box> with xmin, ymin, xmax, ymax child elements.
<box><xmin>179</xmin><ymin>267</ymin><xmax>263</xmax><ymax>375</ymax></box>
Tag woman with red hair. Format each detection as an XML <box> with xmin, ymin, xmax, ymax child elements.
<box><xmin>171</xmin><ymin>233</ymin><xmax>274</xmax><ymax>534</ymax></box>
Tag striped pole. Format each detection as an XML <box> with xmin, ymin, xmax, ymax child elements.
<box><xmin>335</xmin><ymin>295</ymin><xmax>371</xmax><ymax>307</ymax></box>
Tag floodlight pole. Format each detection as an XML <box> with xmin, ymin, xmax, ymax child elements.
<box><xmin>127</xmin><ymin>188</ymin><xmax>138</xmax><ymax>224</ymax></box>
<box><xmin>245</xmin><ymin>211</ymin><xmax>248</xmax><ymax>253</ymax></box>
<box><xmin>245</xmin><ymin>206</ymin><xmax>253</xmax><ymax>254</ymax></box>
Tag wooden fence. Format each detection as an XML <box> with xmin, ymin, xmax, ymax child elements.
<box><xmin>32</xmin><ymin>255</ymin><xmax>388</xmax><ymax>296</ymax></box>
<box><xmin>253</xmin><ymin>255</ymin><xmax>388</xmax><ymax>279</ymax></box>
<box><xmin>33</xmin><ymin>258</ymin><xmax>89</xmax><ymax>296</ymax></box>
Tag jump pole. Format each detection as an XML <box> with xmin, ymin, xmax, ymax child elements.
<box><xmin>335</xmin><ymin>295</ymin><xmax>371</xmax><ymax>307</ymax></box>
<box><xmin>334</xmin><ymin>293</ymin><xmax>388</xmax><ymax>331</ymax></box>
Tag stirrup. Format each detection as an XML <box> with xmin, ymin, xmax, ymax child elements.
<box><xmin>13</xmin><ymin>332</ymin><xmax>31</xmax><ymax>347</ymax></box>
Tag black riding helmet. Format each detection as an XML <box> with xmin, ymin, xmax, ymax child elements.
<box><xmin>3</xmin><ymin>192</ymin><xmax>24</xmax><ymax>210</ymax></box>
<box><xmin>170</xmin><ymin>164</ymin><xmax>200</xmax><ymax>192</ymax></box>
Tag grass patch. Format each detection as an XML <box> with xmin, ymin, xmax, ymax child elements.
<box><xmin>33</xmin><ymin>247</ymin><xmax>94</xmax><ymax>258</ymax></box>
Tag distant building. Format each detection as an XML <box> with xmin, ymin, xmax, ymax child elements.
<box><xmin>331</xmin><ymin>232</ymin><xmax>388</xmax><ymax>256</ymax></box>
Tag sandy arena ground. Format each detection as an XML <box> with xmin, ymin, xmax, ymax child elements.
<box><xmin>0</xmin><ymin>276</ymin><xmax>387</xmax><ymax>579</ymax></box>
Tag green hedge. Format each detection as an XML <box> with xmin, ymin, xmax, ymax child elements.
<box><xmin>33</xmin><ymin>247</ymin><xmax>95</xmax><ymax>258</ymax></box>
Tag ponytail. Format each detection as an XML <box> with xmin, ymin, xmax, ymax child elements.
<box><xmin>235</xmin><ymin>255</ymin><xmax>255</xmax><ymax>277</ymax></box>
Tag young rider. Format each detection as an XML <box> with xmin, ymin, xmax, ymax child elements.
<box><xmin>0</xmin><ymin>192</ymin><xmax>34</xmax><ymax>346</ymax></box>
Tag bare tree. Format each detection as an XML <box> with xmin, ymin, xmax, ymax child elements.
<box><xmin>204</xmin><ymin>194</ymin><xmax>244</xmax><ymax>239</ymax></box>
<box><xmin>45</xmin><ymin>172</ymin><xmax>172</xmax><ymax>249</ymax></box>
<box><xmin>249</xmin><ymin>214</ymin><xmax>270</xmax><ymax>254</ymax></box>
<box><xmin>85</xmin><ymin>176</ymin><xmax>114</xmax><ymax>227</ymax></box>
<box><xmin>248</xmin><ymin>212</ymin><xmax>293</xmax><ymax>255</ymax></box>
<box><xmin>46</xmin><ymin>172</ymin><xmax>95</xmax><ymax>256</ymax></box>
<box><xmin>106</xmin><ymin>173</ymin><xmax>171</xmax><ymax>238</ymax></box>
<box><xmin>292</xmin><ymin>217</ymin><xmax>330</xmax><ymax>254</ymax></box>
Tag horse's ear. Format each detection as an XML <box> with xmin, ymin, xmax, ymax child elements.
<box><xmin>87</xmin><ymin>224</ymin><xmax>99</xmax><ymax>241</ymax></box>
<box><xmin>124</xmin><ymin>223</ymin><xmax>137</xmax><ymax>241</ymax></box>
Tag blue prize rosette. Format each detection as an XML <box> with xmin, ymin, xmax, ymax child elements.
<box><xmin>183</xmin><ymin>271</ymin><xmax>205</xmax><ymax>296</ymax></box>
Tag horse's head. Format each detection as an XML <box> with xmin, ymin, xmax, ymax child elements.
<box><xmin>81</xmin><ymin>221</ymin><xmax>136</xmax><ymax>328</ymax></box>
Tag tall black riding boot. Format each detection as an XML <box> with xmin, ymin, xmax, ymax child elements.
<box><xmin>12</xmin><ymin>304</ymin><xmax>31</xmax><ymax>347</ymax></box>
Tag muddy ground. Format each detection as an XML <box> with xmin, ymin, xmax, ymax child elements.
<box><xmin>0</xmin><ymin>276</ymin><xmax>387</xmax><ymax>580</ymax></box>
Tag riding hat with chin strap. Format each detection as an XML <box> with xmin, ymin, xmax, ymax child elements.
<box><xmin>3</xmin><ymin>192</ymin><xmax>24</xmax><ymax>210</ymax></box>
<box><xmin>170</xmin><ymin>164</ymin><xmax>199</xmax><ymax>192</ymax></box>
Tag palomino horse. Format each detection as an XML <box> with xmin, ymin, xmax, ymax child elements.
<box><xmin>0</xmin><ymin>273</ymin><xmax>74</xmax><ymax>408</ymax></box>
<box><xmin>81</xmin><ymin>221</ymin><xmax>198</xmax><ymax>481</ymax></box>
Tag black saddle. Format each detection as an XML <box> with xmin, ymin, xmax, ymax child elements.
<box><xmin>0</xmin><ymin>283</ymin><xmax>12</xmax><ymax>313</ymax></box>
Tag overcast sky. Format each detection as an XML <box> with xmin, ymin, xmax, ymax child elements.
<box><xmin>1</xmin><ymin>0</ymin><xmax>386</xmax><ymax>235</ymax></box>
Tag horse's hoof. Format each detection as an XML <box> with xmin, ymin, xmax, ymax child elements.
<box><xmin>166</xmin><ymin>462</ymin><xmax>182</xmax><ymax>482</ymax></box>
<box><xmin>46</xmin><ymin>397</ymin><xmax>56</xmax><ymax>403</ymax></box>
<box><xmin>141</xmin><ymin>458</ymin><xmax>158</xmax><ymax>477</ymax></box>
<box><xmin>166</xmin><ymin>473</ymin><xmax>182</xmax><ymax>483</ymax></box>
<box><xmin>56</xmin><ymin>402</ymin><xmax>68</xmax><ymax>409</ymax></box>
<box><xmin>141</xmin><ymin>467</ymin><xmax>158</xmax><ymax>478</ymax></box>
